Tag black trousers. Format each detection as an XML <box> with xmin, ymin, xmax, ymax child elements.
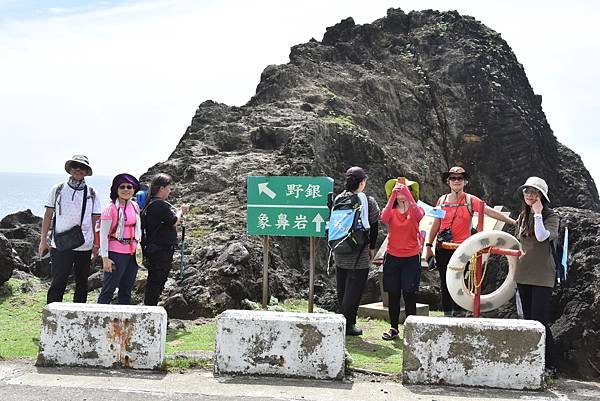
<box><xmin>388</xmin><ymin>290</ymin><xmax>417</xmax><ymax>329</ymax></box>
<box><xmin>436</xmin><ymin>247</ymin><xmax>466</xmax><ymax>316</ymax></box>
<box><xmin>144</xmin><ymin>248</ymin><xmax>175</xmax><ymax>306</ymax></box>
<box><xmin>517</xmin><ymin>283</ymin><xmax>554</xmax><ymax>366</ymax></box>
<box><xmin>47</xmin><ymin>248</ymin><xmax>91</xmax><ymax>304</ymax></box>
<box><xmin>336</xmin><ymin>267</ymin><xmax>369</xmax><ymax>326</ymax></box>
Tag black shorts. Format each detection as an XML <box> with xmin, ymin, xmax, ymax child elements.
<box><xmin>382</xmin><ymin>253</ymin><xmax>421</xmax><ymax>293</ymax></box>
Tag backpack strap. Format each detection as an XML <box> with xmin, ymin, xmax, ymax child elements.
<box><xmin>465</xmin><ymin>194</ymin><xmax>473</xmax><ymax>216</ymax></box>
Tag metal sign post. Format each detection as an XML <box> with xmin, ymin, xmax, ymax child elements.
<box><xmin>308</xmin><ymin>237</ymin><xmax>316</xmax><ymax>313</ymax></box>
<box><xmin>247</xmin><ymin>176</ymin><xmax>333</xmax><ymax>312</ymax></box>
<box><xmin>262</xmin><ymin>236</ymin><xmax>269</xmax><ymax>309</ymax></box>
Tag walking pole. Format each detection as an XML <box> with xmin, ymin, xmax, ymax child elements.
<box><xmin>179</xmin><ymin>219</ymin><xmax>186</xmax><ymax>285</ymax></box>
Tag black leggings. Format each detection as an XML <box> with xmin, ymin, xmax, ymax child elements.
<box><xmin>388</xmin><ymin>290</ymin><xmax>417</xmax><ymax>329</ymax></box>
<box><xmin>517</xmin><ymin>283</ymin><xmax>554</xmax><ymax>365</ymax></box>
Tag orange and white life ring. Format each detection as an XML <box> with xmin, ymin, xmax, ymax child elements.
<box><xmin>446</xmin><ymin>231</ymin><xmax>520</xmax><ymax>312</ymax></box>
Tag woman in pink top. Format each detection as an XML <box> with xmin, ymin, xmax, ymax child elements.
<box><xmin>97</xmin><ymin>173</ymin><xmax>141</xmax><ymax>304</ymax></box>
<box><xmin>380</xmin><ymin>180</ymin><xmax>425</xmax><ymax>340</ymax></box>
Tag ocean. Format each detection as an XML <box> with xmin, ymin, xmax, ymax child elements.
<box><xmin>0</xmin><ymin>172</ymin><xmax>113</xmax><ymax>219</ymax></box>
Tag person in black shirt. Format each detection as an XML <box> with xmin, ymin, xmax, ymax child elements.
<box><xmin>142</xmin><ymin>173</ymin><xmax>189</xmax><ymax>306</ymax></box>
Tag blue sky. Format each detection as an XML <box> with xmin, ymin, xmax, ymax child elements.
<box><xmin>1</xmin><ymin>0</ymin><xmax>598</xmax><ymax>194</ymax></box>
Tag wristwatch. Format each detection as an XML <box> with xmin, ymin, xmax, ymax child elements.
<box><xmin>425</xmin><ymin>243</ymin><xmax>433</xmax><ymax>247</ymax></box>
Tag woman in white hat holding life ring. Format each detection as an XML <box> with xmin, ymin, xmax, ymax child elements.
<box><xmin>515</xmin><ymin>176</ymin><xmax>559</xmax><ymax>368</ymax></box>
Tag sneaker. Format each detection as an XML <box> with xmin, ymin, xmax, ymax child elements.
<box><xmin>346</xmin><ymin>325</ymin><xmax>363</xmax><ymax>336</ymax></box>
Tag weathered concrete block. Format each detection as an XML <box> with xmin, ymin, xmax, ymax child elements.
<box><xmin>215</xmin><ymin>310</ymin><xmax>345</xmax><ymax>379</ymax></box>
<box><xmin>37</xmin><ymin>302</ymin><xmax>167</xmax><ymax>370</ymax></box>
<box><xmin>402</xmin><ymin>316</ymin><xmax>545</xmax><ymax>390</ymax></box>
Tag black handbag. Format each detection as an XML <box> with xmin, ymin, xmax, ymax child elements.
<box><xmin>53</xmin><ymin>186</ymin><xmax>87</xmax><ymax>251</ymax></box>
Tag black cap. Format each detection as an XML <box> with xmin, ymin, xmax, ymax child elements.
<box><xmin>345</xmin><ymin>166</ymin><xmax>367</xmax><ymax>181</ymax></box>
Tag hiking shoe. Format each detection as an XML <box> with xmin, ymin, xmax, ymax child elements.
<box><xmin>382</xmin><ymin>327</ymin><xmax>399</xmax><ymax>341</ymax></box>
<box><xmin>346</xmin><ymin>325</ymin><xmax>363</xmax><ymax>336</ymax></box>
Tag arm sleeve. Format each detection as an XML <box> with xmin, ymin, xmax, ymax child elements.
<box><xmin>542</xmin><ymin>213</ymin><xmax>559</xmax><ymax>242</ymax></box>
<box><xmin>45</xmin><ymin>184</ymin><xmax>59</xmax><ymax>209</ymax></box>
<box><xmin>533</xmin><ymin>215</ymin><xmax>550</xmax><ymax>242</ymax></box>
<box><xmin>380</xmin><ymin>191</ymin><xmax>397</xmax><ymax>225</ymax></box>
<box><xmin>99</xmin><ymin>219</ymin><xmax>112</xmax><ymax>257</ymax></box>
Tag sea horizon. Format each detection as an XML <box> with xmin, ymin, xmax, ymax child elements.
<box><xmin>1</xmin><ymin>171</ymin><xmax>113</xmax><ymax>219</ymax></box>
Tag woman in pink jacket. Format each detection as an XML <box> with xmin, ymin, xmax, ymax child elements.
<box><xmin>380</xmin><ymin>180</ymin><xmax>425</xmax><ymax>340</ymax></box>
<box><xmin>97</xmin><ymin>173</ymin><xmax>141</xmax><ymax>304</ymax></box>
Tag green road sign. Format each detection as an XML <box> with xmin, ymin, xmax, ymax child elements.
<box><xmin>247</xmin><ymin>176</ymin><xmax>334</xmax><ymax>237</ymax></box>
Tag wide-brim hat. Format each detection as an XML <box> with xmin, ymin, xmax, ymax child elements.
<box><xmin>518</xmin><ymin>176</ymin><xmax>550</xmax><ymax>202</ymax></box>
<box><xmin>384</xmin><ymin>177</ymin><xmax>420</xmax><ymax>201</ymax></box>
<box><xmin>441</xmin><ymin>166</ymin><xmax>469</xmax><ymax>181</ymax></box>
<box><xmin>64</xmin><ymin>154</ymin><xmax>93</xmax><ymax>176</ymax></box>
<box><xmin>110</xmin><ymin>173</ymin><xmax>140</xmax><ymax>201</ymax></box>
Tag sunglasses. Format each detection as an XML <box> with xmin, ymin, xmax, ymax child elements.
<box><xmin>118</xmin><ymin>184</ymin><xmax>134</xmax><ymax>190</ymax></box>
<box><xmin>448</xmin><ymin>176</ymin><xmax>464</xmax><ymax>181</ymax></box>
<box><xmin>522</xmin><ymin>187</ymin><xmax>540</xmax><ymax>196</ymax></box>
<box><xmin>71</xmin><ymin>162</ymin><xmax>87</xmax><ymax>170</ymax></box>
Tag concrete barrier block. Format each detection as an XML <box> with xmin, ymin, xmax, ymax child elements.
<box><xmin>402</xmin><ymin>316</ymin><xmax>545</xmax><ymax>390</ymax></box>
<box><xmin>215</xmin><ymin>310</ymin><xmax>345</xmax><ymax>379</ymax></box>
<box><xmin>37</xmin><ymin>302</ymin><xmax>167</xmax><ymax>370</ymax></box>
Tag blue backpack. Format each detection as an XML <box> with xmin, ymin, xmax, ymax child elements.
<box><xmin>327</xmin><ymin>193</ymin><xmax>369</xmax><ymax>255</ymax></box>
<box><xmin>135</xmin><ymin>188</ymin><xmax>149</xmax><ymax>209</ymax></box>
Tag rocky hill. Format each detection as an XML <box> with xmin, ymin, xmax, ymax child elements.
<box><xmin>1</xmin><ymin>8</ymin><xmax>599</xmax><ymax>379</ymax></box>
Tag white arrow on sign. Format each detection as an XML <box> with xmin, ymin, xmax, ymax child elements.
<box><xmin>258</xmin><ymin>182</ymin><xmax>276</xmax><ymax>199</ymax></box>
<box><xmin>312</xmin><ymin>213</ymin><xmax>325</xmax><ymax>232</ymax></box>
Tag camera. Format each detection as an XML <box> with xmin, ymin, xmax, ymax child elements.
<box><xmin>437</xmin><ymin>228</ymin><xmax>453</xmax><ymax>243</ymax></box>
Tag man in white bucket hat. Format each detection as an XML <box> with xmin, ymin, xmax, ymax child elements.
<box><xmin>38</xmin><ymin>155</ymin><xmax>101</xmax><ymax>304</ymax></box>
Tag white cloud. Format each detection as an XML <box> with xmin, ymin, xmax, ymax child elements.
<box><xmin>0</xmin><ymin>0</ymin><xmax>599</xmax><ymax>189</ymax></box>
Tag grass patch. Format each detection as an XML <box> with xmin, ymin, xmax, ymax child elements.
<box><xmin>319</xmin><ymin>84</ymin><xmax>337</xmax><ymax>98</ymax></box>
<box><xmin>0</xmin><ymin>279</ymin><xmax>48</xmax><ymax>358</ymax></box>
<box><xmin>166</xmin><ymin>322</ymin><xmax>216</xmax><ymax>353</ymax></box>
<box><xmin>321</xmin><ymin>114</ymin><xmax>355</xmax><ymax>129</ymax></box>
<box><xmin>187</xmin><ymin>225</ymin><xmax>212</xmax><ymax>238</ymax></box>
<box><xmin>164</xmin><ymin>356</ymin><xmax>212</xmax><ymax>372</ymax></box>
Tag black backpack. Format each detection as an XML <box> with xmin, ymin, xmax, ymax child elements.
<box><xmin>140</xmin><ymin>199</ymin><xmax>158</xmax><ymax>257</ymax></box>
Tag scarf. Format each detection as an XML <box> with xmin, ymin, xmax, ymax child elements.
<box><xmin>113</xmin><ymin>199</ymin><xmax>142</xmax><ymax>242</ymax></box>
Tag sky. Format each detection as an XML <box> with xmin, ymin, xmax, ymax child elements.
<box><xmin>1</xmin><ymin>0</ymin><xmax>598</xmax><ymax>190</ymax></box>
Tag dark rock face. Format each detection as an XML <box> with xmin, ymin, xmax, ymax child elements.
<box><xmin>0</xmin><ymin>210</ymin><xmax>46</xmax><ymax>280</ymax></box>
<box><xmin>550</xmin><ymin>207</ymin><xmax>600</xmax><ymax>379</ymax></box>
<box><xmin>0</xmin><ymin>233</ymin><xmax>25</xmax><ymax>285</ymax></box>
<box><xmin>139</xmin><ymin>7</ymin><xmax>599</xmax><ymax>323</ymax></box>
<box><xmin>0</xmin><ymin>210</ymin><xmax>43</xmax><ymax>268</ymax></box>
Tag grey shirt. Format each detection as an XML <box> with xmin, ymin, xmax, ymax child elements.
<box><xmin>515</xmin><ymin>208</ymin><xmax>559</xmax><ymax>288</ymax></box>
<box><xmin>333</xmin><ymin>192</ymin><xmax>379</xmax><ymax>270</ymax></box>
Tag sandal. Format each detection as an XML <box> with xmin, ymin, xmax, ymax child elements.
<box><xmin>382</xmin><ymin>328</ymin><xmax>399</xmax><ymax>341</ymax></box>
